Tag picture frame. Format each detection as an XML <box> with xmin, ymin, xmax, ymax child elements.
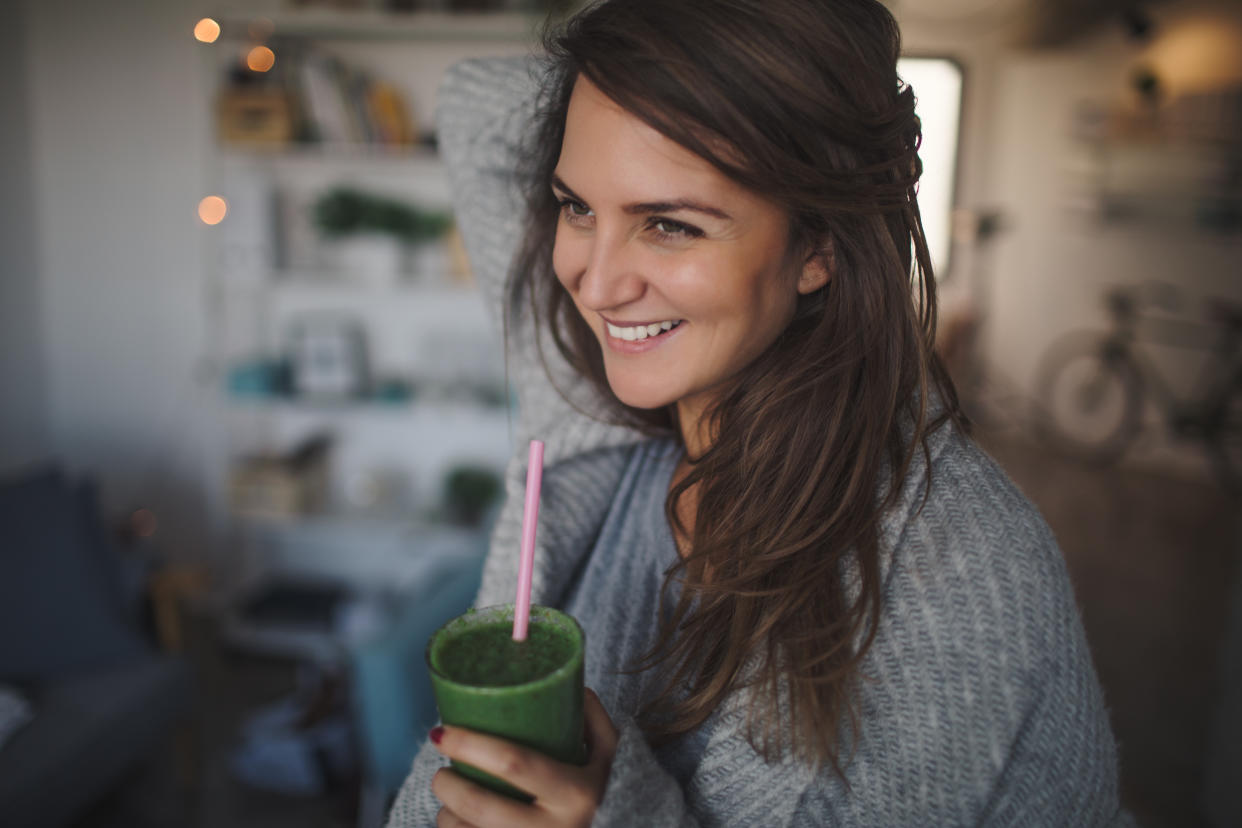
<box><xmin>287</xmin><ymin>314</ymin><xmax>370</xmax><ymax>399</ymax></box>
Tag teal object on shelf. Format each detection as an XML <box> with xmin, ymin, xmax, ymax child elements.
<box><xmin>227</xmin><ymin>359</ymin><xmax>289</xmax><ymax>398</ymax></box>
<box><xmin>350</xmin><ymin>553</ymin><xmax>484</xmax><ymax>799</ymax></box>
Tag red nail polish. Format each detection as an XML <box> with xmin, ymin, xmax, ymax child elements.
<box><xmin>430</xmin><ymin>726</ymin><xmax>444</xmax><ymax>745</ymax></box>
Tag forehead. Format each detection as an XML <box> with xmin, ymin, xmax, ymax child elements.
<box><xmin>557</xmin><ymin>76</ymin><xmax>743</xmax><ymax>200</ymax></box>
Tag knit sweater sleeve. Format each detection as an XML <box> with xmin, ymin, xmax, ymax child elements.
<box><xmin>948</xmin><ymin>438</ymin><xmax>1130</xmax><ymax>827</ymax></box>
<box><xmin>789</xmin><ymin>426</ymin><xmax>1131</xmax><ymax>827</ymax></box>
<box><xmin>433</xmin><ymin>55</ymin><xmax>542</xmax><ymax>335</ymax></box>
<box><xmin>970</xmin><ymin>515</ymin><xmax>1134</xmax><ymax>827</ymax></box>
<box><xmin>592</xmin><ymin>722</ymin><xmax>702</xmax><ymax>827</ymax></box>
<box><xmin>596</xmin><ymin>687</ymin><xmax>830</xmax><ymax>827</ymax></box>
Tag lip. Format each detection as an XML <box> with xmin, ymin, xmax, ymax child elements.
<box><xmin>600</xmin><ymin>316</ymin><xmax>685</xmax><ymax>354</ymax></box>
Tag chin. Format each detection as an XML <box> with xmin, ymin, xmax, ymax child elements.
<box><xmin>604</xmin><ymin>369</ymin><xmax>679</xmax><ymax>411</ymax></box>
<box><xmin>609</xmin><ymin>386</ymin><xmax>676</xmax><ymax>412</ymax></box>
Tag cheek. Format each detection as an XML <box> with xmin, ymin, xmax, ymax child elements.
<box><xmin>679</xmin><ymin>255</ymin><xmax>789</xmax><ymax>325</ymax></box>
<box><xmin>551</xmin><ymin>225</ymin><xmax>582</xmax><ymax>292</ymax></box>
<box><xmin>756</xmin><ymin>274</ymin><xmax>801</xmax><ymax>335</ymax></box>
<box><xmin>744</xmin><ymin>241</ymin><xmax>803</xmax><ymax>325</ymax></box>
<box><xmin>707</xmin><ymin>264</ymin><xmax>800</xmax><ymax>349</ymax></box>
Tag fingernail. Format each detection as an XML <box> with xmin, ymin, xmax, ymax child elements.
<box><xmin>430</xmin><ymin>726</ymin><xmax>444</xmax><ymax>746</ymax></box>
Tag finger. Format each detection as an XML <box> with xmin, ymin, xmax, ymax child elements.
<box><xmin>584</xmin><ymin>688</ymin><xmax>619</xmax><ymax>770</ymax></box>
<box><xmin>434</xmin><ymin>726</ymin><xmax>582</xmax><ymax>805</ymax></box>
<box><xmin>435</xmin><ymin>805</ymin><xmax>479</xmax><ymax>828</ymax></box>
<box><xmin>432</xmin><ymin>768</ymin><xmax>534</xmax><ymax>828</ymax></box>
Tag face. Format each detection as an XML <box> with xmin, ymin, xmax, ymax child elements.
<box><xmin>552</xmin><ymin>77</ymin><xmax>828</xmax><ymax>435</ymax></box>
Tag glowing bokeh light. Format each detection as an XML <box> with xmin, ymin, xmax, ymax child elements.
<box><xmin>130</xmin><ymin>508</ymin><xmax>158</xmax><ymax>538</ymax></box>
<box><xmin>1141</xmin><ymin>16</ymin><xmax>1242</xmax><ymax>97</ymax></box>
<box><xmin>246</xmin><ymin>45</ymin><xmax>276</xmax><ymax>73</ymax></box>
<box><xmin>198</xmin><ymin>196</ymin><xmax>228</xmax><ymax>225</ymax></box>
<box><xmin>193</xmin><ymin>18</ymin><xmax>220</xmax><ymax>43</ymax></box>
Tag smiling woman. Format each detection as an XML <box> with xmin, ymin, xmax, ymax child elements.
<box><xmin>386</xmin><ymin>1</ymin><xmax>1132</xmax><ymax>826</ymax></box>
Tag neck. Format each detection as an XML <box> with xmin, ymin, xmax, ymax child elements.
<box><xmin>669</xmin><ymin>452</ymin><xmax>696</xmax><ymax>558</ymax></box>
<box><xmin>671</xmin><ymin>397</ymin><xmax>713</xmax><ymax>558</ymax></box>
<box><xmin>674</xmin><ymin>396</ymin><xmax>714</xmax><ymax>459</ymax></box>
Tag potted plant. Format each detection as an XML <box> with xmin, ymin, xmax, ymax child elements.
<box><xmin>440</xmin><ymin>464</ymin><xmax>502</xmax><ymax>528</ymax></box>
<box><xmin>313</xmin><ymin>187</ymin><xmax>452</xmax><ymax>286</ymax></box>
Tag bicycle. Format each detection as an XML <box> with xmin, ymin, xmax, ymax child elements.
<box><xmin>1031</xmin><ymin>282</ymin><xmax>1242</xmax><ymax>491</ymax></box>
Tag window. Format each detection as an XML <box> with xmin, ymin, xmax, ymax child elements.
<box><xmin>897</xmin><ymin>57</ymin><xmax>963</xmax><ymax>278</ymax></box>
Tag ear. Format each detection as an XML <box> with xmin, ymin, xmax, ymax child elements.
<box><xmin>796</xmin><ymin>240</ymin><xmax>833</xmax><ymax>295</ymax></box>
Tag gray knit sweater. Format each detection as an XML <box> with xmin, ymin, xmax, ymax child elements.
<box><xmin>386</xmin><ymin>57</ymin><xmax>1131</xmax><ymax>827</ymax></box>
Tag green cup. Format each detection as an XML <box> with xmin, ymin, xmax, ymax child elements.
<box><xmin>425</xmin><ymin>604</ymin><xmax>586</xmax><ymax>800</ymax></box>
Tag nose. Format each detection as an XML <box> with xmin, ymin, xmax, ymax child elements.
<box><xmin>570</xmin><ymin>232</ymin><xmax>646</xmax><ymax>312</ymax></box>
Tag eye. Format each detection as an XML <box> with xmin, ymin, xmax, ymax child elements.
<box><xmin>649</xmin><ymin>217</ymin><xmax>703</xmax><ymax>241</ymax></box>
<box><xmin>556</xmin><ymin>197</ymin><xmax>594</xmax><ymax>226</ymax></box>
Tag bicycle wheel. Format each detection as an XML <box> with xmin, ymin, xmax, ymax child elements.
<box><xmin>1033</xmin><ymin>334</ymin><xmax>1144</xmax><ymax>464</ymax></box>
<box><xmin>1208</xmin><ymin>377</ymin><xmax>1242</xmax><ymax>493</ymax></box>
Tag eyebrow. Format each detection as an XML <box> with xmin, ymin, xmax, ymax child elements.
<box><xmin>551</xmin><ymin>174</ymin><xmax>734</xmax><ymax>221</ymax></box>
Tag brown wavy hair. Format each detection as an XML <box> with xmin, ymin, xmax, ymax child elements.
<box><xmin>508</xmin><ymin>0</ymin><xmax>963</xmax><ymax>775</ymax></box>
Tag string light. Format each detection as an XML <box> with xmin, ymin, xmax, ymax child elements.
<box><xmin>193</xmin><ymin>18</ymin><xmax>220</xmax><ymax>43</ymax></box>
<box><xmin>247</xmin><ymin>45</ymin><xmax>276</xmax><ymax>73</ymax></box>
<box><xmin>198</xmin><ymin>196</ymin><xmax>228</xmax><ymax>225</ymax></box>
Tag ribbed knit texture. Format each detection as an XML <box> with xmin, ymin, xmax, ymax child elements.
<box><xmin>385</xmin><ymin>56</ymin><xmax>1133</xmax><ymax>828</ymax></box>
<box><xmin>562</xmin><ymin>438</ymin><xmax>709</xmax><ymax>790</ymax></box>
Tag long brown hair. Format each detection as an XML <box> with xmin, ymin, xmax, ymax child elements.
<box><xmin>509</xmin><ymin>0</ymin><xmax>963</xmax><ymax>775</ymax></box>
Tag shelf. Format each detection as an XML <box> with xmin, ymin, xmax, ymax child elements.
<box><xmin>257</xmin><ymin>276</ymin><xmax>495</xmax><ymax>336</ymax></box>
<box><xmin>218</xmin><ymin>141</ymin><xmax>441</xmax><ymax>165</ymax></box>
<box><xmin>1065</xmin><ymin>139</ymin><xmax>1242</xmax><ymax>234</ymax></box>
<box><xmin>228</xmin><ymin>514</ymin><xmax>490</xmax><ymax>556</ymax></box>
<box><xmin>215</xmin><ymin>9</ymin><xmax>545</xmax><ymax>42</ymax></box>
<box><xmin>202</xmin><ymin>6</ymin><xmax>519</xmax><ymax>593</ymax></box>
<box><xmin>226</xmin><ymin>396</ymin><xmax>509</xmax><ymax>417</ymax></box>
<box><xmin>231</xmin><ymin>508</ymin><xmax>424</xmax><ymax>531</ymax></box>
<box><xmin>265</xmin><ymin>273</ymin><xmax>477</xmax><ymax>295</ymax></box>
<box><xmin>227</xmin><ymin>396</ymin><xmax>416</xmax><ymax>414</ymax></box>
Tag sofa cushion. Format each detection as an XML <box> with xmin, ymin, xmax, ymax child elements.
<box><xmin>0</xmin><ymin>684</ymin><xmax>33</xmax><ymax>750</ymax></box>
<box><xmin>0</xmin><ymin>468</ymin><xmax>150</xmax><ymax>681</ymax></box>
<box><xmin>0</xmin><ymin>656</ymin><xmax>193</xmax><ymax>828</ymax></box>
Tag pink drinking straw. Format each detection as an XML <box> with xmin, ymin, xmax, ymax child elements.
<box><xmin>513</xmin><ymin>439</ymin><xmax>544</xmax><ymax>642</ymax></box>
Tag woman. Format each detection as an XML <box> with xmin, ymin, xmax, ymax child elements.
<box><xmin>389</xmin><ymin>0</ymin><xmax>1129</xmax><ymax>825</ymax></box>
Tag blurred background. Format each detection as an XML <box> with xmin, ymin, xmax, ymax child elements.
<box><xmin>0</xmin><ymin>0</ymin><xmax>1238</xmax><ymax>826</ymax></box>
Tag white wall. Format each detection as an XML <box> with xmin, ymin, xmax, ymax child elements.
<box><xmin>0</xmin><ymin>1</ymin><xmax>49</xmax><ymax>472</ymax></box>
<box><xmin>24</xmin><ymin>0</ymin><xmax>216</xmax><ymax>558</ymax></box>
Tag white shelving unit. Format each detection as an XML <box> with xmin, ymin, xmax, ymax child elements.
<box><xmin>200</xmin><ymin>7</ymin><xmax>536</xmax><ymax>590</ymax></box>
<box><xmin>216</xmin><ymin>8</ymin><xmax>545</xmax><ymax>42</ymax></box>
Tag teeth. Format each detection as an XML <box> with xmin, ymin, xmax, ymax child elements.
<box><xmin>606</xmin><ymin>320</ymin><xmax>681</xmax><ymax>341</ymax></box>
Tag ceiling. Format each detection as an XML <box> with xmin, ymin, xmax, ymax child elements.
<box><xmin>887</xmin><ymin>0</ymin><xmax>1173</xmax><ymax>47</ymax></box>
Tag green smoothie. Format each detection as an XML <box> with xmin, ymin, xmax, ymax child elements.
<box><xmin>426</xmin><ymin>604</ymin><xmax>585</xmax><ymax>801</ymax></box>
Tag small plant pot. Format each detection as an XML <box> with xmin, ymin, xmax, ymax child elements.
<box><xmin>409</xmin><ymin>240</ymin><xmax>452</xmax><ymax>283</ymax></box>
<box><xmin>328</xmin><ymin>234</ymin><xmax>407</xmax><ymax>288</ymax></box>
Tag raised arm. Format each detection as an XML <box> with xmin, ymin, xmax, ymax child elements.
<box><xmin>435</xmin><ymin>56</ymin><xmax>545</xmax><ymax>334</ymax></box>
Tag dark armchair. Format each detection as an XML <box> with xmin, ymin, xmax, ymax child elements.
<box><xmin>0</xmin><ymin>467</ymin><xmax>193</xmax><ymax>828</ymax></box>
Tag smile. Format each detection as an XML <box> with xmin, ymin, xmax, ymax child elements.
<box><xmin>604</xmin><ymin>319</ymin><xmax>683</xmax><ymax>341</ymax></box>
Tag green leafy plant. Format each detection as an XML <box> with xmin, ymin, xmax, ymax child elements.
<box><xmin>313</xmin><ymin>187</ymin><xmax>452</xmax><ymax>244</ymax></box>
<box><xmin>441</xmin><ymin>465</ymin><xmax>502</xmax><ymax>527</ymax></box>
